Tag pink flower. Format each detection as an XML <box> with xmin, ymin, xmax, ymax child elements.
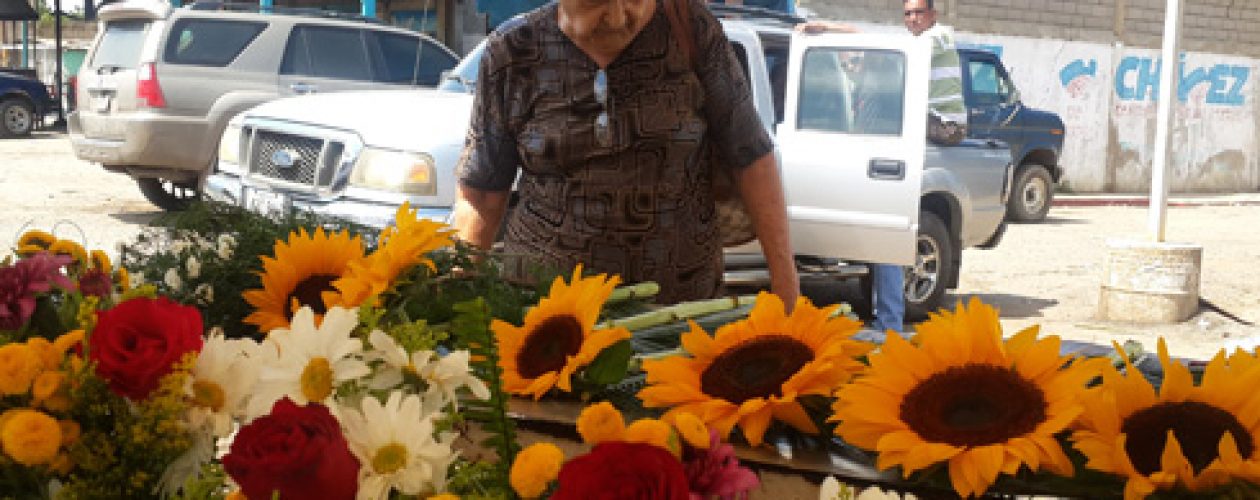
<box><xmin>77</xmin><ymin>269</ymin><xmax>113</xmax><ymax>298</ymax></box>
<box><xmin>0</xmin><ymin>253</ymin><xmax>74</xmax><ymax>331</ymax></box>
<box><xmin>684</xmin><ymin>431</ymin><xmax>760</xmax><ymax>500</ymax></box>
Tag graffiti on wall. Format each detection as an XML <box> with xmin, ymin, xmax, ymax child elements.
<box><xmin>1110</xmin><ymin>55</ymin><xmax>1249</xmax><ymax>106</ymax></box>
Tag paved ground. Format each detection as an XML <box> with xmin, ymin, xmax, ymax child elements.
<box><xmin>3</xmin><ymin>131</ymin><xmax>1257</xmax><ymax>360</ymax></box>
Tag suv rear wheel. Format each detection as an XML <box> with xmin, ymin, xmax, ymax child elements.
<box><xmin>1008</xmin><ymin>164</ymin><xmax>1053</xmax><ymax>222</ymax></box>
<box><xmin>138</xmin><ymin>177</ymin><xmax>199</xmax><ymax>211</ymax></box>
<box><xmin>0</xmin><ymin>98</ymin><xmax>35</xmax><ymax>138</ymax></box>
<box><xmin>905</xmin><ymin>211</ymin><xmax>955</xmax><ymax>320</ymax></box>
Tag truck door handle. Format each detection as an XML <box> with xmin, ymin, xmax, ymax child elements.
<box><xmin>289</xmin><ymin>83</ymin><xmax>318</xmax><ymax>95</ymax></box>
<box><xmin>868</xmin><ymin>158</ymin><xmax>905</xmax><ymax>180</ymax></box>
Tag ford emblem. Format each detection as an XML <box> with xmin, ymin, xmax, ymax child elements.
<box><xmin>270</xmin><ymin>149</ymin><xmax>299</xmax><ymax>169</ymax></box>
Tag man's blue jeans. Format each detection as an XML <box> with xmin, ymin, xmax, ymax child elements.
<box><xmin>870</xmin><ymin>263</ymin><xmax>905</xmax><ymax>333</ymax></box>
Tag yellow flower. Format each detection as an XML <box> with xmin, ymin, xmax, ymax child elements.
<box><xmin>58</xmin><ymin>420</ymin><xmax>79</xmax><ymax>446</ymax></box>
<box><xmin>625</xmin><ymin>418</ymin><xmax>678</xmax><ymax>456</ymax></box>
<box><xmin>48</xmin><ymin>239</ymin><xmax>87</xmax><ymax>269</ymax></box>
<box><xmin>638</xmin><ymin>292</ymin><xmax>872</xmax><ymax>446</ymax></box>
<box><xmin>31</xmin><ymin>371</ymin><xmax>66</xmax><ymax>403</ymax></box>
<box><xmin>510</xmin><ymin>442</ymin><xmax>565</xmax><ymax>499</ymax></box>
<box><xmin>0</xmin><ymin>344</ymin><xmax>42</xmax><ymax>395</ymax></box>
<box><xmin>26</xmin><ymin>338</ymin><xmax>61</xmax><ymax>370</ymax></box>
<box><xmin>831</xmin><ymin>298</ymin><xmax>1103</xmax><ymax>499</ymax></box>
<box><xmin>427</xmin><ymin>494</ymin><xmax>460</xmax><ymax>500</ymax></box>
<box><xmin>88</xmin><ymin>249</ymin><xmax>112</xmax><ymax>273</ymax></box>
<box><xmin>328</xmin><ymin>203</ymin><xmax>455</xmax><ymax>308</ymax></box>
<box><xmin>494</xmin><ymin>265</ymin><xmax>631</xmax><ymax>399</ymax></box>
<box><xmin>49</xmin><ymin>452</ymin><xmax>73</xmax><ymax>475</ymax></box>
<box><xmin>16</xmin><ymin>230</ymin><xmax>56</xmax><ymax>257</ymax></box>
<box><xmin>116</xmin><ymin>267</ymin><xmax>131</xmax><ymax>291</ymax></box>
<box><xmin>53</xmin><ymin>330</ymin><xmax>84</xmax><ymax>358</ymax></box>
<box><xmin>670</xmin><ymin>411</ymin><xmax>712</xmax><ymax>450</ymax></box>
<box><xmin>242</xmin><ymin>228</ymin><xmax>366</xmax><ymax>334</ymax></box>
<box><xmin>1072</xmin><ymin>340</ymin><xmax>1260</xmax><ymax>500</ymax></box>
<box><xmin>1</xmin><ymin>409</ymin><xmax>62</xmax><ymax>466</ymax></box>
<box><xmin>225</xmin><ymin>490</ymin><xmax>246</xmax><ymax>500</ymax></box>
<box><xmin>576</xmin><ymin>402</ymin><xmax>626</xmax><ymax>444</ymax></box>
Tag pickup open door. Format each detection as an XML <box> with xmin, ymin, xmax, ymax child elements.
<box><xmin>776</xmin><ymin>33</ymin><xmax>931</xmax><ymax>266</ymax></box>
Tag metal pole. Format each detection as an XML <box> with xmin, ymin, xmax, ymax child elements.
<box><xmin>54</xmin><ymin>0</ymin><xmax>65</xmax><ymax>125</ymax></box>
<box><xmin>21</xmin><ymin>20</ymin><xmax>28</xmax><ymax>68</ymax></box>
<box><xmin>1148</xmin><ymin>0</ymin><xmax>1182</xmax><ymax>242</ymax></box>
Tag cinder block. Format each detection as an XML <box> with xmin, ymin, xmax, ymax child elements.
<box><xmin>1097</xmin><ymin>240</ymin><xmax>1203</xmax><ymax>324</ymax></box>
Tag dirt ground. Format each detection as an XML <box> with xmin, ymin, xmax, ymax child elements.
<box><xmin>3</xmin><ymin>131</ymin><xmax>1258</xmax><ymax>361</ymax></box>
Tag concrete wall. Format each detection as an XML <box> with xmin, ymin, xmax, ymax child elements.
<box><xmin>801</xmin><ymin>0</ymin><xmax>1260</xmax><ymax>192</ymax></box>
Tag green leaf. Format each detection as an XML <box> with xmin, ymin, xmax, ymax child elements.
<box><xmin>582</xmin><ymin>339</ymin><xmax>634</xmax><ymax>387</ymax></box>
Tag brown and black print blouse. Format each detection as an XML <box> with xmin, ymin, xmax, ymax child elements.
<box><xmin>456</xmin><ymin>0</ymin><xmax>773</xmax><ymax>303</ymax></box>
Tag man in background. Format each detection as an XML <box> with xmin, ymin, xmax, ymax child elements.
<box><xmin>798</xmin><ymin>0</ymin><xmax>968</xmax><ymax>335</ymax></box>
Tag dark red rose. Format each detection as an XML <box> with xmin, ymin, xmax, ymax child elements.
<box><xmin>552</xmin><ymin>442</ymin><xmax>690</xmax><ymax>500</ymax></box>
<box><xmin>223</xmin><ymin>398</ymin><xmax>359</xmax><ymax>500</ymax></box>
<box><xmin>89</xmin><ymin>296</ymin><xmax>203</xmax><ymax>400</ymax></box>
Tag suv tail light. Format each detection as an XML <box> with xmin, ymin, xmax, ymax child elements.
<box><xmin>136</xmin><ymin>62</ymin><xmax>165</xmax><ymax>108</ymax></box>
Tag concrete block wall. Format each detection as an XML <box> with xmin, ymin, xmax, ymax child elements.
<box><xmin>800</xmin><ymin>0</ymin><xmax>1260</xmax><ymax>59</ymax></box>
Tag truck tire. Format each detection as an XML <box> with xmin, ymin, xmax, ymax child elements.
<box><xmin>138</xmin><ymin>177</ymin><xmax>199</xmax><ymax>211</ymax></box>
<box><xmin>0</xmin><ymin>98</ymin><xmax>35</xmax><ymax>138</ymax></box>
<box><xmin>1008</xmin><ymin>164</ymin><xmax>1054</xmax><ymax>222</ymax></box>
<box><xmin>905</xmin><ymin>211</ymin><xmax>955</xmax><ymax>320</ymax></box>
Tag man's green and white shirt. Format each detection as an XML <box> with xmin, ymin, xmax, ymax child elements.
<box><xmin>923</xmin><ymin>23</ymin><xmax>967</xmax><ymax>126</ymax></box>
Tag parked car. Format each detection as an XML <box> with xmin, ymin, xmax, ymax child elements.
<box><xmin>67</xmin><ymin>1</ymin><xmax>460</xmax><ymax>211</ymax></box>
<box><xmin>960</xmin><ymin>49</ymin><xmax>1065</xmax><ymax>222</ymax></box>
<box><xmin>0</xmin><ymin>70</ymin><xmax>55</xmax><ymax>138</ymax></box>
<box><xmin>208</xmin><ymin>8</ymin><xmax>1012</xmax><ymax>317</ymax></box>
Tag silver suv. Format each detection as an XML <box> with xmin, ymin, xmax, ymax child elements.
<box><xmin>68</xmin><ymin>1</ymin><xmax>458</xmax><ymax>210</ymax></box>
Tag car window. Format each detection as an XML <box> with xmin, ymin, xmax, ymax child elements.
<box><xmin>163</xmin><ymin>19</ymin><xmax>266</xmax><ymax>67</ymax></box>
<box><xmin>797</xmin><ymin>48</ymin><xmax>904</xmax><ymax>136</ymax></box>
<box><xmin>968</xmin><ymin>60</ymin><xmax>1010</xmax><ymax>106</ymax></box>
<box><xmin>92</xmin><ymin>20</ymin><xmax>150</xmax><ymax>70</ymax></box>
<box><xmin>369</xmin><ymin>32</ymin><xmax>457</xmax><ymax>86</ymax></box>
<box><xmin>281</xmin><ymin>26</ymin><xmax>373</xmax><ymax>81</ymax></box>
<box><xmin>437</xmin><ymin>41</ymin><xmax>484</xmax><ymax>93</ymax></box>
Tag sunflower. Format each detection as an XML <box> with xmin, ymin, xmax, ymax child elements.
<box><xmin>47</xmin><ymin>240</ymin><xmax>87</xmax><ymax>270</ymax></box>
<box><xmin>637</xmin><ymin>292</ymin><xmax>872</xmax><ymax>447</ymax></box>
<box><xmin>830</xmin><ymin>297</ymin><xmax>1103</xmax><ymax>498</ymax></box>
<box><xmin>493</xmin><ymin>265</ymin><xmax>630</xmax><ymax>399</ymax></box>
<box><xmin>243</xmin><ymin>228</ymin><xmax>365</xmax><ymax>333</ymax></box>
<box><xmin>16</xmin><ymin>230</ymin><xmax>56</xmax><ymax>257</ymax></box>
<box><xmin>327</xmin><ymin>203</ymin><xmax>455</xmax><ymax>309</ymax></box>
<box><xmin>1072</xmin><ymin>340</ymin><xmax>1260</xmax><ymax>499</ymax></box>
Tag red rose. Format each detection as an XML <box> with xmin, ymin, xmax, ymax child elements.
<box><xmin>552</xmin><ymin>442</ymin><xmax>690</xmax><ymax>500</ymax></box>
<box><xmin>223</xmin><ymin>398</ymin><xmax>359</xmax><ymax>500</ymax></box>
<box><xmin>89</xmin><ymin>297</ymin><xmax>203</xmax><ymax>399</ymax></box>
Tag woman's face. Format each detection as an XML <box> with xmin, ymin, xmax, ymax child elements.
<box><xmin>559</xmin><ymin>0</ymin><xmax>655</xmax><ymax>55</ymax></box>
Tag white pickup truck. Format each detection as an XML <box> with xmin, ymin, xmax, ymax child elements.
<box><xmin>206</xmin><ymin>11</ymin><xmax>1010</xmax><ymax>317</ymax></box>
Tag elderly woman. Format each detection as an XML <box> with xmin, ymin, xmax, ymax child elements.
<box><xmin>452</xmin><ymin>0</ymin><xmax>798</xmax><ymax>304</ymax></box>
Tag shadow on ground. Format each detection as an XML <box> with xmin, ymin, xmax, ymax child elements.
<box><xmin>949</xmin><ymin>292</ymin><xmax>1058</xmax><ymax>319</ymax></box>
<box><xmin>1013</xmin><ymin>215</ymin><xmax>1089</xmax><ymax>225</ymax></box>
<box><xmin>110</xmin><ymin>211</ymin><xmax>162</xmax><ymax>225</ymax></box>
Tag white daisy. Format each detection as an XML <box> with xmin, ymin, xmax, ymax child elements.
<box><xmin>365</xmin><ymin>329</ymin><xmax>410</xmax><ymax>390</ymax></box>
<box><xmin>247</xmin><ymin>306</ymin><xmax>370</xmax><ymax>418</ymax></box>
<box><xmin>187</xmin><ymin>328</ymin><xmax>260</xmax><ymax>436</ymax></box>
<box><xmin>185</xmin><ymin>255</ymin><xmax>201</xmax><ymax>279</ymax></box>
<box><xmin>164</xmin><ymin>268</ymin><xmax>182</xmax><ymax>290</ymax></box>
<box><xmin>341</xmin><ymin>391</ymin><xmax>458</xmax><ymax>499</ymax></box>
<box><xmin>414</xmin><ymin>350</ymin><xmax>489</xmax><ymax>411</ymax></box>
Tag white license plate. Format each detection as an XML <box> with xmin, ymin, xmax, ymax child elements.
<box><xmin>243</xmin><ymin>186</ymin><xmax>290</xmax><ymax>218</ymax></box>
<box><xmin>91</xmin><ymin>95</ymin><xmax>112</xmax><ymax>113</ymax></box>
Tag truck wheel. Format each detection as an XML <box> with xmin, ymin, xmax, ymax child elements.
<box><xmin>0</xmin><ymin>98</ymin><xmax>35</xmax><ymax>138</ymax></box>
<box><xmin>905</xmin><ymin>211</ymin><xmax>955</xmax><ymax>320</ymax></box>
<box><xmin>1008</xmin><ymin>164</ymin><xmax>1054</xmax><ymax>222</ymax></box>
<box><xmin>137</xmin><ymin>177</ymin><xmax>199</xmax><ymax>211</ymax></box>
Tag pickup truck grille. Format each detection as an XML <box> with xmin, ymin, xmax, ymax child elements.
<box><xmin>245</xmin><ymin>128</ymin><xmax>343</xmax><ymax>188</ymax></box>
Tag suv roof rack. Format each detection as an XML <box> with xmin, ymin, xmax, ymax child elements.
<box><xmin>185</xmin><ymin>1</ymin><xmax>383</xmax><ymax>23</ymax></box>
<box><xmin>707</xmin><ymin>4</ymin><xmax>805</xmax><ymax>25</ymax></box>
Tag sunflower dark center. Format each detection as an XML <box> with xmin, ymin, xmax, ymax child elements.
<box><xmin>516</xmin><ymin>315</ymin><xmax>584</xmax><ymax>379</ymax></box>
<box><xmin>1122</xmin><ymin>401</ymin><xmax>1254</xmax><ymax>476</ymax></box>
<box><xmin>285</xmin><ymin>274</ymin><xmax>339</xmax><ymax>319</ymax></box>
<box><xmin>700</xmin><ymin>335</ymin><xmax>814</xmax><ymax>404</ymax></box>
<box><xmin>899</xmin><ymin>363</ymin><xmax>1048</xmax><ymax>447</ymax></box>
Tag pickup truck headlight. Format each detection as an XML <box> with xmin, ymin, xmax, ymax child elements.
<box><xmin>350</xmin><ymin>148</ymin><xmax>437</xmax><ymax>196</ymax></box>
<box><xmin>218</xmin><ymin>124</ymin><xmax>243</xmax><ymax>169</ymax></box>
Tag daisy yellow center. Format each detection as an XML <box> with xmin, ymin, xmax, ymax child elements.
<box><xmin>191</xmin><ymin>379</ymin><xmax>227</xmax><ymax>411</ymax></box>
<box><xmin>300</xmin><ymin>357</ymin><xmax>334</xmax><ymax>402</ymax></box>
<box><xmin>700</xmin><ymin>335</ymin><xmax>814</xmax><ymax>404</ymax></box>
<box><xmin>285</xmin><ymin>274</ymin><xmax>339</xmax><ymax>319</ymax></box>
<box><xmin>371</xmin><ymin>442</ymin><xmax>409</xmax><ymax>474</ymax></box>
<box><xmin>899</xmin><ymin>363</ymin><xmax>1047</xmax><ymax>446</ymax></box>
<box><xmin>1122</xmin><ymin>401</ymin><xmax>1254</xmax><ymax>475</ymax></box>
<box><xmin>516</xmin><ymin>315</ymin><xmax>584</xmax><ymax>379</ymax></box>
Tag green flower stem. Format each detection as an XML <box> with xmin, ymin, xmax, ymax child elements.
<box><xmin>605</xmin><ymin>282</ymin><xmax>661</xmax><ymax>305</ymax></box>
<box><xmin>599</xmin><ymin>295</ymin><xmax>757</xmax><ymax>332</ymax></box>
